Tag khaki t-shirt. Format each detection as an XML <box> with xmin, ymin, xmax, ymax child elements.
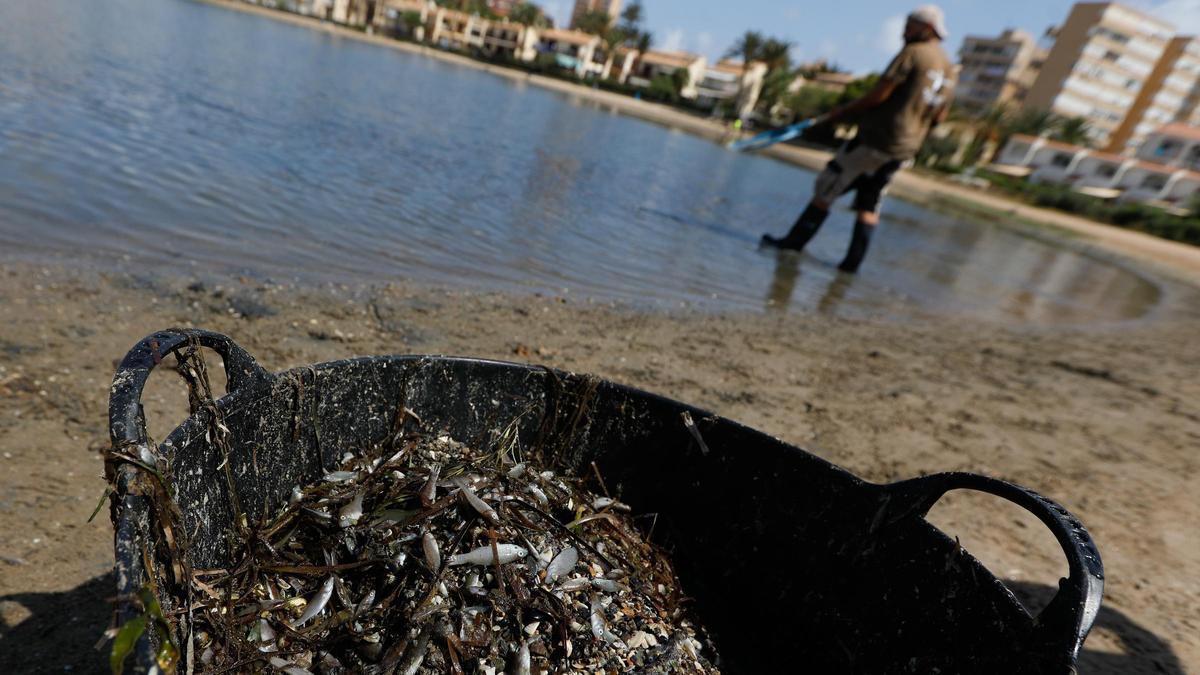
<box><xmin>857</xmin><ymin>40</ymin><xmax>954</xmax><ymax>159</ymax></box>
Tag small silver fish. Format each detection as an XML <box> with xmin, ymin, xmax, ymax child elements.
<box><xmin>354</xmin><ymin>589</ymin><xmax>376</xmax><ymax>619</ymax></box>
<box><xmin>526</xmin><ymin>485</ymin><xmax>549</xmax><ymax>506</ymax></box>
<box><xmin>291</xmin><ymin>576</ymin><xmax>335</xmax><ymax>628</ymax></box>
<box><xmin>420</xmin><ymin>465</ymin><xmax>440</xmax><ymax>507</ymax></box>
<box><xmin>448</xmin><ymin>544</ymin><xmax>527</xmax><ymax>566</ymax></box>
<box><xmin>546</xmin><ymin>547</ymin><xmax>578</xmax><ymax>582</ymax></box>
<box><xmin>454</xmin><ymin>477</ymin><xmax>500</xmax><ymax>524</ymax></box>
<box><xmin>590</xmin><ymin>578</ymin><xmax>621</xmax><ymax>593</ymax></box>
<box><xmin>338</xmin><ymin>492</ymin><xmax>364</xmax><ymax>529</ymax></box>
<box><xmin>323</xmin><ymin>471</ymin><xmax>357</xmax><ymax>483</ymax></box>
<box><xmin>558</xmin><ymin>577</ymin><xmax>591</xmax><ymax>592</ymax></box>
<box><xmin>422</xmin><ymin>532</ymin><xmax>441</xmax><ymax>570</ymax></box>
<box><xmin>588</xmin><ymin>594</ymin><xmax>626</xmax><ymax>649</ymax></box>
<box><xmin>269</xmin><ymin>657</ymin><xmax>314</xmax><ymax>675</ymax></box>
<box><xmin>514</xmin><ymin>640</ymin><xmax>531</xmax><ymax>675</ymax></box>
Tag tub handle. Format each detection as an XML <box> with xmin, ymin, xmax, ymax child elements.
<box><xmin>108</xmin><ymin>328</ymin><xmax>271</xmax><ymax>449</ymax></box>
<box><xmin>879</xmin><ymin>472</ymin><xmax>1104</xmax><ymax>669</ymax></box>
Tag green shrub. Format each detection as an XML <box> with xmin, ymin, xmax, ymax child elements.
<box><xmin>970</xmin><ymin>171</ymin><xmax>1200</xmax><ymax>247</ymax></box>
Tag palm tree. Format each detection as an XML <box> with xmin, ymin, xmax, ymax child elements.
<box><xmin>509</xmin><ymin>2</ymin><xmax>547</xmax><ymax>28</ymax></box>
<box><xmin>575</xmin><ymin>10</ymin><xmax>623</xmax><ymax>78</ymax></box>
<box><xmin>1006</xmin><ymin>108</ymin><xmax>1059</xmax><ymax>137</ymax></box>
<box><xmin>758</xmin><ymin>38</ymin><xmax>793</xmax><ymax>71</ymax></box>
<box><xmin>574</xmin><ymin>10</ymin><xmax>612</xmax><ymax>36</ymax></box>
<box><xmin>726</xmin><ymin>31</ymin><xmax>765</xmax><ymax>64</ymax></box>
<box><xmin>1055</xmin><ymin>117</ymin><xmax>1093</xmax><ymax>147</ymax></box>
<box><xmin>619</xmin><ymin>0</ymin><xmax>644</xmax><ymax>33</ymax></box>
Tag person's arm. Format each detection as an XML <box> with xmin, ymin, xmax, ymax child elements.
<box><xmin>820</xmin><ymin>47</ymin><xmax>912</xmax><ymax>126</ymax></box>
<box><xmin>823</xmin><ymin>78</ymin><xmax>901</xmax><ymax>125</ymax></box>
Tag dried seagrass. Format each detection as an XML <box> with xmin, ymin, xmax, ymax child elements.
<box><xmin>183</xmin><ymin>430</ymin><xmax>721</xmax><ymax>674</ymax></box>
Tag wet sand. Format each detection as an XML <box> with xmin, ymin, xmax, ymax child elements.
<box><xmin>0</xmin><ymin>259</ymin><xmax>1197</xmax><ymax>673</ymax></box>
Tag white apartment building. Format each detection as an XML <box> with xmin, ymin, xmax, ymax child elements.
<box><xmin>956</xmin><ymin>29</ymin><xmax>1045</xmax><ymax>113</ymax></box>
<box><xmin>1024</xmin><ymin>3</ymin><xmax>1173</xmax><ymax>150</ymax></box>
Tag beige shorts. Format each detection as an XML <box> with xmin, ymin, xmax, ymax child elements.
<box><xmin>813</xmin><ymin>140</ymin><xmax>908</xmax><ymax>214</ymax></box>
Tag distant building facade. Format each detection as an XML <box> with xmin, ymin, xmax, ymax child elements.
<box><xmin>569</xmin><ymin>0</ymin><xmax>621</xmax><ymax>28</ymax></box>
<box><xmin>955</xmin><ymin>29</ymin><xmax>1046</xmax><ymax>113</ymax></box>
<box><xmin>993</xmin><ymin>125</ymin><xmax>1200</xmax><ymax>210</ymax></box>
<box><xmin>628</xmin><ymin>51</ymin><xmax>707</xmax><ymax>100</ymax></box>
<box><xmin>486</xmin><ymin>0</ymin><xmax>517</xmax><ymax>17</ymax></box>
<box><xmin>695</xmin><ymin>61</ymin><xmax>769</xmax><ymax>119</ymax></box>
<box><xmin>1023</xmin><ymin>2</ymin><xmax>1173</xmax><ymax>150</ymax></box>
<box><xmin>1108</xmin><ymin>37</ymin><xmax>1200</xmax><ymax>151</ymax></box>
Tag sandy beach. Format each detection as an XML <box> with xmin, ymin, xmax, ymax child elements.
<box><xmin>0</xmin><ymin>258</ymin><xmax>1197</xmax><ymax>673</ymax></box>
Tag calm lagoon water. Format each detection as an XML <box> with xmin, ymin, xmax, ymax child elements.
<box><xmin>0</xmin><ymin>0</ymin><xmax>1161</xmax><ymax>323</ymax></box>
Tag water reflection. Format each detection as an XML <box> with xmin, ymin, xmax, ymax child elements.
<box><xmin>0</xmin><ymin>0</ymin><xmax>1163</xmax><ymax>325</ymax></box>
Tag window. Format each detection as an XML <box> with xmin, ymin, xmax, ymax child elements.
<box><xmin>1051</xmin><ymin>152</ymin><xmax>1074</xmax><ymax>168</ymax></box>
<box><xmin>1186</xmin><ymin>146</ymin><xmax>1200</xmax><ymax>170</ymax></box>
<box><xmin>1141</xmin><ymin>174</ymin><xmax>1167</xmax><ymax>190</ymax></box>
<box><xmin>1096</xmin><ymin>164</ymin><xmax>1118</xmax><ymax>178</ymax></box>
<box><xmin>1103</xmin><ymin>50</ymin><xmax>1121</xmax><ymax>62</ymax></box>
<box><xmin>1156</xmin><ymin>140</ymin><xmax>1182</xmax><ymax>158</ymax></box>
<box><xmin>1094</xmin><ymin>27</ymin><xmax>1130</xmax><ymax>44</ymax></box>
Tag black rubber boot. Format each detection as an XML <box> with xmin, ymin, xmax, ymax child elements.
<box><xmin>838</xmin><ymin>219</ymin><xmax>875</xmax><ymax>273</ymax></box>
<box><xmin>762</xmin><ymin>204</ymin><xmax>829</xmax><ymax>251</ymax></box>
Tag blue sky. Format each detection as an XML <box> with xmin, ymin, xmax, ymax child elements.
<box><xmin>542</xmin><ymin>0</ymin><xmax>1200</xmax><ymax>73</ymax></box>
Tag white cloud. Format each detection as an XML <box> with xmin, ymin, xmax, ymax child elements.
<box><xmin>878</xmin><ymin>15</ymin><xmax>905</xmax><ymax>56</ymax></box>
<box><xmin>661</xmin><ymin>28</ymin><xmax>685</xmax><ymax>53</ymax></box>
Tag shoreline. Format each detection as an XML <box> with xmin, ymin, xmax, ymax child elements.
<box><xmin>195</xmin><ymin>0</ymin><xmax>1200</xmax><ymax>289</ymax></box>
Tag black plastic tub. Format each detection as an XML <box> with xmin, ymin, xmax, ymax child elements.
<box><xmin>106</xmin><ymin>329</ymin><xmax>1104</xmax><ymax>673</ymax></box>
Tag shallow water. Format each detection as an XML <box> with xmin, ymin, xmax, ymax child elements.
<box><xmin>0</xmin><ymin>0</ymin><xmax>1162</xmax><ymax>324</ymax></box>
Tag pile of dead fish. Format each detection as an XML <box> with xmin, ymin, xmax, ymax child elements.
<box><xmin>186</xmin><ymin>432</ymin><xmax>719</xmax><ymax>674</ymax></box>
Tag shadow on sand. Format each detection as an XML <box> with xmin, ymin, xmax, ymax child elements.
<box><xmin>0</xmin><ymin>572</ymin><xmax>112</xmax><ymax>674</ymax></box>
<box><xmin>0</xmin><ymin>575</ymin><xmax>1183</xmax><ymax>674</ymax></box>
<box><xmin>1005</xmin><ymin>580</ymin><xmax>1185</xmax><ymax>675</ymax></box>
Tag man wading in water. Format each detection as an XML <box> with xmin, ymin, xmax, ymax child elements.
<box><xmin>761</xmin><ymin>5</ymin><xmax>954</xmax><ymax>273</ymax></box>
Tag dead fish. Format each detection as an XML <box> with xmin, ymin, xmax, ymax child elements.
<box><xmin>546</xmin><ymin>547</ymin><xmax>578</xmax><ymax>582</ymax></box>
<box><xmin>338</xmin><ymin>492</ymin><xmax>364</xmax><ymax>529</ymax></box>
<box><xmin>448</xmin><ymin>544</ymin><xmax>527</xmax><ymax>566</ymax></box>
<box><xmin>453</xmin><ymin>477</ymin><xmax>500</xmax><ymax>524</ymax></box>
<box><xmin>291</xmin><ymin>576</ymin><xmax>335</xmax><ymax>628</ymax></box>
<box><xmin>590</xmin><ymin>578</ymin><xmax>621</xmax><ymax>593</ymax></box>
<box><xmin>252</xmin><ymin>619</ymin><xmax>277</xmax><ymax>652</ymax></box>
<box><xmin>420</xmin><ymin>465</ymin><xmax>440</xmax><ymax>507</ymax></box>
<box><xmin>323</xmin><ymin>471</ymin><xmax>357</xmax><ymax>483</ymax></box>
<box><xmin>507</xmin><ymin>462</ymin><xmax>526</xmax><ymax>478</ymax></box>
<box><xmin>592</xmin><ymin>497</ymin><xmax>631</xmax><ymax>512</ymax></box>
<box><xmin>302</xmin><ymin>508</ymin><xmax>332</xmax><ymax>523</ymax></box>
<box><xmin>289</xmin><ymin>486</ymin><xmax>304</xmax><ymax>505</ymax></box>
<box><xmin>588</xmin><ymin>594</ymin><xmax>626</xmax><ymax>649</ymax></box>
<box><xmin>514</xmin><ymin>640</ymin><xmax>531</xmax><ymax>675</ymax></box>
<box><xmin>422</xmin><ymin>532</ymin><xmax>441</xmax><ymax>570</ymax></box>
<box><xmin>353</xmin><ymin>589</ymin><xmax>376</xmax><ymax>619</ymax></box>
<box><xmin>269</xmin><ymin>656</ymin><xmax>314</xmax><ymax>675</ymax></box>
<box><xmin>526</xmin><ymin>484</ymin><xmax>549</xmax><ymax>506</ymax></box>
<box><xmin>558</xmin><ymin>577</ymin><xmax>591</xmax><ymax>592</ymax></box>
<box><xmin>398</xmin><ymin>626</ymin><xmax>433</xmax><ymax>675</ymax></box>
